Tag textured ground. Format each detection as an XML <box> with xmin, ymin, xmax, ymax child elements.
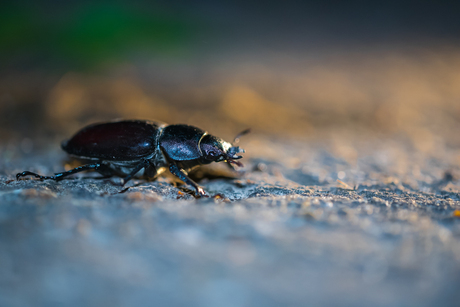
<box><xmin>1</xmin><ymin>132</ymin><xmax>460</xmax><ymax>307</ymax></box>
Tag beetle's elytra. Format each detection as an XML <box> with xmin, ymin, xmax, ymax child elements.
<box><xmin>16</xmin><ymin>120</ymin><xmax>248</xmax><ymax>197</ymax></box>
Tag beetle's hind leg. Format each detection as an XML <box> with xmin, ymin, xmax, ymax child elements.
<box><xmin>16</xmin><ymin>163</ymin><xmax>103</xmax><ymax>182</ymax></box>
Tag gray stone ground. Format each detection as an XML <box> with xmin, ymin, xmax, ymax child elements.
<box><xmin>1</xmin><ymin>132</ymin><xmax>460</xmax><ymax>307</ymax></box>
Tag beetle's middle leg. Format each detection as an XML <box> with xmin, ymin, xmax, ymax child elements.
<box><xmin>121</xmin><ymin>159</ymin><xmax>150</xmax><ymax>185</ymax></box>
<box><xmin>16</xmin><ymin>163</ymin><xmax>103</xmax><ymax>181</ymax></box>
<box><xmin>169</xmin><ymin>163</ymin><xmax>207</xmax><ymax>197</ymax></box>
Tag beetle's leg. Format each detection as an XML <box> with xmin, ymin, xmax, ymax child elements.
<box><xmin>121</xmin><ymin>160</ymin><xmax>150</xmax><ymax>185</ymax></box>
<box><xmin>16</xmin><ymin>163</ymin><xmax>103</xmax><ymax>181</ymax></box>
<box><xmin>169</xmin><ymin>163</ymin><xmax>208</xmax><ymax>197</ymax></box>
<box><xmin>79</xmin><ymin>163</ymin><xmax>115</xmax><ymax>180</ymax></box>
<box><xmin>143</xmin><ymin>161</ymin><xmax>158</xmax><ymax>179</ymax></box>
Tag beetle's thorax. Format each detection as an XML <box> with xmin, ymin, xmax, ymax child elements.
<box><xmin>158</xmin><ymin>124</ymin><xmax>207</xmax><ymax>162</ymax></box>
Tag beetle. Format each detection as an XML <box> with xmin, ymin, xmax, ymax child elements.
<box><xmin>16</xmin><ymin>120</ymin><xmax>248</xmax><ymax>197</ymax></box>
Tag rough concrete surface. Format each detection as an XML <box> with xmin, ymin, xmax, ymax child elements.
<box><xmin>1</xmin><ymin>131</ymin><xmax>460</xmax><ymax>307</ymax></box>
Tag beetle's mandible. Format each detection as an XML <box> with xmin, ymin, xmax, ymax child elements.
<box><xmin>16</xmin><ymin>120</ymin><xmax>249</xmax><ymax>197</ymax></box>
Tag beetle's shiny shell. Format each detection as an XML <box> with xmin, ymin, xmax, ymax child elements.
<box><xmin>62</xmin><ymin>120</ymin><xmax>164</xmax><ymax>161</ymax></box>
<box><xmin>160</xmin><ymin>124</ymin><xmax>206</xmax><ymax>161</ymax></box>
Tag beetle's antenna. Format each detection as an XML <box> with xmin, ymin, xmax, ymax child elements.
<box><xmin>233</xmin><ymin>128</ymin><xmax>251</xmax><ymax>146</ymax></box>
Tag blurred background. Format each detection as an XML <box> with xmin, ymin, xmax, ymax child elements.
<box><xmin>3</xmin><ymin>2</ymin><xmax>460</xmax><ymax>307</ymax></box>
<box><xmin>1</xmin><ymin>0</ymin><xmax>460</xmax><ymax>145</ymax></box>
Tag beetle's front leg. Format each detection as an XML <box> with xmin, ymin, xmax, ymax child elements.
<box><xmin>169</xmin><ymin>163</ymin><xmax>208</xmax><ymax>197</ymax></box>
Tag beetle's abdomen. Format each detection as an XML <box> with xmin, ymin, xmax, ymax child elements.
<box><xmin>62</xmin><ymin>120</ymin><xmax>163</xmax><ymax>161</ymax></box>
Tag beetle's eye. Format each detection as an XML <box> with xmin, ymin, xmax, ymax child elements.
<box><xmin>208</xmin><ymin>151</ymin><xmax>217</xmax><ymax>157</ymax></box>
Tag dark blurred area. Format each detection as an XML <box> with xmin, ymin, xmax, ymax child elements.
<box><xmin>1</xmin><ymin>0</ymin><xmax>460</xmax><ymax>144</ymax></box>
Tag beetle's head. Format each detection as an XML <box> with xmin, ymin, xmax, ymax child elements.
<box><xmin>200</xmin><ymin>134</ymin><xmax>245</xmax><ymax>167</ymax></box>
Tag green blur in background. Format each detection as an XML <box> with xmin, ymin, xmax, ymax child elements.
<box><xmin>0</xmin><ymin>1</ymin><xmax>203</xmax><ymax>68</ymax></box>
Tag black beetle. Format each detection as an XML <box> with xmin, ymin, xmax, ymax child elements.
<box><xmin>16</xmin><ymin>120</ymin><xmax>248</xmax><ymax>197</ymax></box>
